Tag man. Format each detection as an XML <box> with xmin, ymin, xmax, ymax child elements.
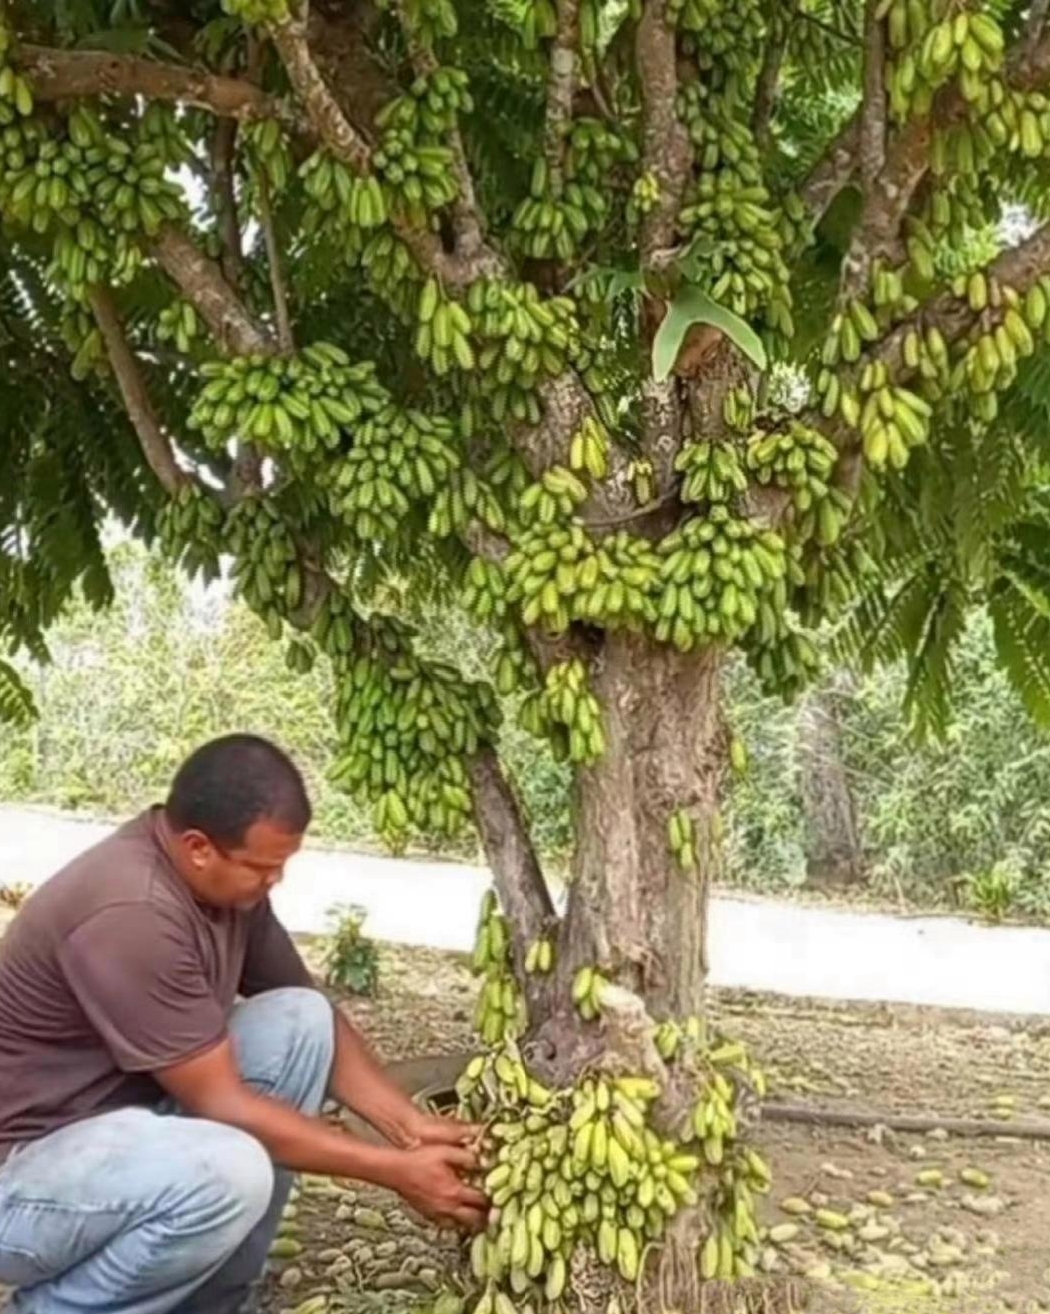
<box><xmin>0</xmin><ymin>734</ymin><xmax>487</xmax><ymax>1314</ymax></box>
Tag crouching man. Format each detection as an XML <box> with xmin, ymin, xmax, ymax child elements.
<box><xmin>0</xmin><ymin>734</ymin><xmax>487</xmax><ymax>1314</ymax></box>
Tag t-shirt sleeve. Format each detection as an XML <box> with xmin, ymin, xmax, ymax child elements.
<box><xmin>58</xmin><ymin>904</ymin><xmax>227</xmax><ymax>1072</ymax></box>
<box><xmin>239</xmin><ymin>900</ymin><xmax>314</xmax><ymax>997</ymax></box>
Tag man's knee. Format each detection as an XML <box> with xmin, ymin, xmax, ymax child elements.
<box><xmin>205</xmin><ymin>1128</ymin><xmax>275</xmax><ymax>1238</ymax></box>
<box><xmin>232</xmin><ymin>987</ymin><xmax>335</xmax><ymax>1109</ymax></box>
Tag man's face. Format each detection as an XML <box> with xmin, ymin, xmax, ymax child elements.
<box><xmin>178</xmin><ymin>818</ymin><xmax>303</xmax><ymax>910</ymax></box>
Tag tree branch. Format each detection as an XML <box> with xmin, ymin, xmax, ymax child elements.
<box><xmin>858</xmin><ymin>0</ymin><xmax>886</xmax><ymax>191</ymax></box>
<box><xmin>268</xmin><ymin>12</ymin><xmax>373</xmax><ymax>173</ymax></box>
<box><xmin>1026</xmin><ymin>0</ymin><xmax>1050</xmax><ymax>55</ymax></box>
<box><xmin>752</xmin><ymin>18</ymin><xmax>789</xmax><ymax>152</ymax></box>
<box><xmin>152</xmin><ymin>225</ymin><xmax>275</xmax><ymax>357</ymax></box>
<box><xmin>88</xmin><ymin>287</ymin><xmax>187</xmax><ymax>496</ymax></box>
<box><xmin>543</xmin><ymin>0</ymin><xmax>580</xmax><ymax>194</ymax></box>
<box><xmin>467</xmin><ymin>747</ymin><xmax>557</xmax><ymax>983</ymax></box>
<box><xmin>209</xmin><ymin>120</ymin><xmax>246</xmax><ymax>290</ymax></box>
<box><xmin>798</xmin><ymin>116</ymin><xmax>858</xmax><ymax>224</ymax></box>
<box><xmin>17</xmin><ymin>44</ymin><xmax>288</xmax><ymax>123</ymax></box>
<box><xmin>636</xmin><ymin>0</ymin><xmax>693</xmax><ymax>262</ymax></box>
<box><xmin>258</xmin><ymin>173</ymin><xmax>295</xmax><ymax>352</ymax></box>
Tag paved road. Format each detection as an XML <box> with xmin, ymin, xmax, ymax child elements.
<box><xmin>4</xmin><ymin>802</ymin><xmax>1050</xmax><ymax>1016</ymax></box>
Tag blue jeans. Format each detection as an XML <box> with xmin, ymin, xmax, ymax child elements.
<box><xmin>0</xmin><ymin>987</ymin><xmax>334</xmax><ymax>1314</ymax></box>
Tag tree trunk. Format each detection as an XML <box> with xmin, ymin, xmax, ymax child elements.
<box><xmin>796</xmin><ymin>671</ymin><xmax>864</xmax><ymax>888</ymax></box>
<box><xmin>527</xmin><ymin>636</ymin><xmax>726</xmax><ymax>1085</ymax></box>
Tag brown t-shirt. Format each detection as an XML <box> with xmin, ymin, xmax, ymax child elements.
<box><xmin>0</xmin><ymin>808</ymin><xmax>313</xmax><ymax>1160</ymax></box>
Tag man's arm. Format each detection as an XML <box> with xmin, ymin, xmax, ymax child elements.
<box><xmin>155</xmin><ymin>1038</ymin><xmax>487</xmax><ymax>1230</ymax></box>
<box><xmin>329</xmin><ymin>1009</ymin><xmax>475</xmax><ymax>1149</ymax></box>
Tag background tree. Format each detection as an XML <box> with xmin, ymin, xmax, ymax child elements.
<box><xmin>5</xmin><ymin>0</ymin><xmax>1050</xmax><ymax>1309</ymax></box>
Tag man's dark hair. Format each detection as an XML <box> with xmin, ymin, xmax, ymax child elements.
<box><xmin>166</xmin><ymin>734</ymin><xmax>312</xmax><ymax>848</ymax></box>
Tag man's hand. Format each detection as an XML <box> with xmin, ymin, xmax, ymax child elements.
<box><xmin>390</xmin><ymin>1143</ymin><xmax>489</xmax><ymax>1232</ymax></box>
<box><xmin>400</xmin><ymin>1108</ymin><xmax>483</xmax><ymax>1150</ymax></box>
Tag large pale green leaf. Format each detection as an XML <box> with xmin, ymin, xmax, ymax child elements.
<box><xmin>651</xmin><ymin>285</ymin><xmax>767</xmax><ymax>383</ymax></box>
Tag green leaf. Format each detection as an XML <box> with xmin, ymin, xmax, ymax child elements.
<box><xmin>651</xmin><ymin>285</ymin><xmax>767</xmax><ymax>383</ymax></box>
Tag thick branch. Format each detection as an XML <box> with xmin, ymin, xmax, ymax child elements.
<box><xmin>798</xmin><ymin>117</ymin><xmax>858</xmax><ymax>224</ymax></box>
<box><xmin>1026</xmin><ymin>0</ymin><xmax>1050</xmax><ymax>55</ymax></box>
<box><xmin>268</xmin><ymin>14</ymin><xmax>372</xmax><ymax>173</ymax></box>
<box><xmin>858</xmin><ymin>0</ymin><xmax>886</xmax><ymax>190</ymax></box>
<box><xmin>88</xmin><ymin>287</ymin><xmax>187</xmax><ymax>496</ymax></box>
<box><xmin>468</xmin><ymin>748</ymin><xmax>557</xmax><ymax>989</ymax></box>
<box><xmin>17</xmin><ymin>44</ymin><xmax>285</xmax><ymax>123</ymax></box>
<box><xmin>153</xmin><ymin>225</ymin><xmax>275</xmax><ymax>357</ymax></box>
<box><xmin>544</xmin><ymin>0</ymin><xmax>580</xmax><ymax>193</ymax></box>
<box><xmin>636</xmin><ymin>0</ymin><xmax>693</xmax><ymax>261</ymax></box>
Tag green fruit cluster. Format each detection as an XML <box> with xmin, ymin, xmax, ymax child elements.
<box><xmin>332</xmin><ymin>649</ymin><xmax>498</xmax><ymax>850</ymax></box>
<box><xmin>505</xmin><ymin>523</ymin><xmax>660</xmax><ymax>635</ymax></box>
<box><xmin>676</xmin><ymin>97</ymin><xmax>792</xmax><ymax>331</ymax></box>
<box><xmin>519</xmin><ymin>658</ymin><xmax>605</xmax><ymax>765</ymax></box>
<box><xmin>667</xmin><ymin>807</ymin><xmax>698</xmax><ymax>872</ymax></box>
<box><xmin>654</xmin><ymin>509</ymin><xmax>788</xmax><ymax>650</ymax></box>
<box><xmin>668</xmin><ymin>0</ymin><xmax>764</xmax><ymax>65</ymax></box>
<box><xmin>400</xmin><ymin>0</ymin><xmax>459</xmax><ymax>46</ymax></box>
<box><xmin>156</xmin><ymin>301</ymin><xmax>201</xmax><ymax>354</ymax></box>
<box><xmin>189</xmin><ymin>343</ymin><xmax>386</xmax><ymax>456</ymax></box>
<box><xmin>887</xmin><ymin>3</ymin><xmax>1004</xmax><ymax>121</ymax></box>
<box><xmin>429</xmin><ymin>468</ymin><xmax>507</xmax><ymax>540</ymax></box>
<box><xmin>455</xmin><ymin>942</ymin><xmax>772</xmax><ymax>1304</ymax></box>
<box><xmin>416</xmin><ymin>277</ymin><xmax>476</xmax><ymax>375</ymax></box>
<box><xmin>511</xmin><ymin>120</ymin><xmax>633</xmax><ymax>260</ymax></box>
<box><xmin>627</xmin><ymin>169</ymin><xmax>660</xmax><ymax>225</ymax></box>
<box><xmin>221</xmin><ymin>0</ymin><xmax>289</xmax><ymax>24</ymax></box>
<box><xmin>523</xmin><ymin>937</ymin><xmax>554</xmax><ymax>974</ymax></box>
<box><xmin>676</xmin><ymin>439</ymin><xmax>747</xmax><ymax>506</ymax></box>
<box><xmin>467</xmin><ymin>280</ymin><xmax>579</xmax><ymax>424</ymax></box>
<box><xmin>301</xmin><ymin>150</ymin><xmax>387</xmax><ymax>231</ymax></box>
<box><xmin>226</xmin><ymin>498</ymin><xmax>302</xmax><ymax>637</ymax></box>
<box><xmin>747</xmin><ymin>423</ymin><xmax>849</xmax><ymax>546</ymax></box>
<box><xmin>242</xmin><ymin>118</ymin><xmax>293</xmax><ymax>198</ymax></box>
<box><xmin>376</xmin><ymin>66</ymin><xmax>473</xmax><ymax>139</ymax></box>
<box><xmin>156</xmin><ymin>485</ymin><xmax>224</xmax><ymax>585</ymax></box>
<box><xmin>797</xmin><ymin>537</ymin><xmax>880</xmax><ymax>628</ymax></box>
<box><xmin>746</xmin><ymin>624</ymin><xmax>822</xmax><ymax>703</ymax></box>
<box><xmin>362</xmin><ymin>230</ymin><xmax>423</xmax><ymax>320</ymax></box>
<box><xmin>568</xmin><ymin>415</ymin><xmax>610</xmax><ymax>479</ymax></box>
<box><xmin>471</xmin><ymin>891</ymin><xmax>528</xmax><ymax>1045</ymax></box>
<box><xmin>0</xmin><ymin>105</ymin><xmax>183</xmax><ymax>294</ymax></box>
<box><xmin>858</xmin><ymin>366</ymin><xmax>933</xmax><ymax>472</ymax></box>
<box><xmin>950</xmin><ymin>276</ymin><xmax>1050</xmax><ymax>401</ymax></box>
<box><xmin>333</xmin><ymin>404</ymin><xmax>462</xmax><ymax>539</ymax></box>
<box><xmin>374</xmin><ymin>126</ymin><xmax>457</xmax><ymax>223</ymax></box>
<box><xmin>0</xmin><ymin>59</ymin><xmax>33</xmax><ymax>120</ymax></box>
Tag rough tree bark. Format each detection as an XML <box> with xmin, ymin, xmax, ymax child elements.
<box><xmin>796</xmin><ymin>672</ymin><xmax>865</xmax><ymax>889</ymax></box>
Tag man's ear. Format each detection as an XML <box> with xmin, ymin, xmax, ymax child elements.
<box><xmin>179</xmin><ymin>829</ymin><xmax>218</xmax><ymax>871</ymax></box>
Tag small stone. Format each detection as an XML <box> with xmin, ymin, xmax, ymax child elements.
<box><xmin>279</xmin><ymin>1266</ymin><xmax>303</xmax><ymax>1291</ymax></box>
<box><xmin>335</xmin><ymin>1203</ymin><xmax>354</xmax><ymax>1222</ymax></box>
<box><xmin>905</xmin><ymin>1192</ymin><xmax>930</xmax><ymax>1204</ymax></box>
<box><xmin>962</xmin><ymin>1193</ymin><xmax>1005</xmax><ymax>1217</ymax></box>
<box><xmin>859</xmin><ymin>1223</ymin><xmax>892</xmax><ymax>1243</ymax></box>
<box><xmin>352</xmin><ymin>1207</ymin><xmax>389</xmax><ymax>1230</ymax></box>
<box><xmin>909</xmin><ymin>1144</ymin><xmax>928</xmax><ymax>1160</ymax></box>
<box><xmin>821</xmin><ymin>1161</ymin><xmax>854</xmax><ymax>1180</ymax></box>
<box><xmin>769</xmin><ymin>1224</ymin><xmax>801</xmax><ymax>1245</ymax></box>
<box><xmin>927</xmin><ymin>1128</ymin><xmax>950</xmax><ymax>1142</ymax></box>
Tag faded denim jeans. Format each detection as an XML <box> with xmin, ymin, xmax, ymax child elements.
<box><xmin>0</xmin><ymin>987</ymin><xmax>334</xmax><ymax>1314</ymax></box>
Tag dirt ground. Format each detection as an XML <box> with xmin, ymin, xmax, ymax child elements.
<box><xmin>3</xmin><ymin>933</ymin><xmax>1050</xmax><ymax>1313</ymax></box>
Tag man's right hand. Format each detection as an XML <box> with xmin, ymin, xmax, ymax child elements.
<box><xmin>390</xmin><ymin>1143</ymin><xmax>489</xmax><ymax>1232</ymax></box>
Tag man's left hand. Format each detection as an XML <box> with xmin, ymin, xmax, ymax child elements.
<box><xmin>400</xmin><ymin>1109</ymin><xmax>483</xmax><ymax>1150</ymax></box>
